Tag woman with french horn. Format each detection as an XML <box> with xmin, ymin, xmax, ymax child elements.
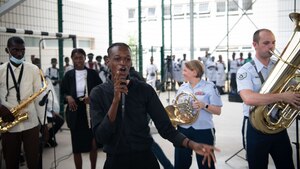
<box><xmin>174</xmin><ymin>60</ymin><xmax>222</xmax><ymax>169</ymax></box>
<box><xmin>61</xmin><ymin>48</ymin><xmax>102</xmax><ymax>169</ymax></box>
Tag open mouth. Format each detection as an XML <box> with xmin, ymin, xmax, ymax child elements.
<box><xmin>119</xmin><ymin>67</ymin><xmax>126</xmax><ymax>72</ymax></box>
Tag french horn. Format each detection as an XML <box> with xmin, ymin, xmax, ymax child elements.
<box><xmin>165</xmin><ymin>92</ymin><xmax>200</xmax><ymax>127</ymax></box>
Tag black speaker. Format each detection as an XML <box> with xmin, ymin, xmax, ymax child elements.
<box><xmin>228</xmin><ymin>92</ymin><xmax>243</xmax><ymax>103</ymax></box>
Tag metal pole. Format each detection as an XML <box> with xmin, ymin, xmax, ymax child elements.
<box><xmin>161</xmin><ymin>0</ymin><xmax>165</xmax><ymax>84</ymax></box>
<box><xmin>108</xmin><ymin>0</ymin><xmax>112</xmax><ymax>46</ymax></box>
<box><xmin>138</xmin><ymin>0</ymin><xmax>143</xmax><ymax>75</ymax></box>
<box><xmin>170</xmin><ymin>0</ymin><xmax>172</xmax><ymax>57</ymax></box>
<box><xmin>189</xmin><ymin>0</ymin><xmax>194</xmax><ymax>60</ymax></box>
<box><xmin>58</xmin><ymin>0</ymin><xmax>64</xmax><ymax>116</ymax></box>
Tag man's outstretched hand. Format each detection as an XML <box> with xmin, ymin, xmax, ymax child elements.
<box><xmin>188</xmin><ymin>140</ymin><xmax>220</xmax><ymax>168</ymax></box>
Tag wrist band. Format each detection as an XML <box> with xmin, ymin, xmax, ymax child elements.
<box><xmin>186</xmin><ymin>139</ymin><xmax>191</xmax><ymax>148</ymax></box>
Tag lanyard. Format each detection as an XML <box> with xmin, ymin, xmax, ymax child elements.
<box><xmin>251</xmin><ymin>60</ymin><xmax>265</xmax><ymax>84</ymax></box>
<box><xmin>6</xmin><ymin>63</ymin><xmax>24</xmax><ymax>103</ymax></box>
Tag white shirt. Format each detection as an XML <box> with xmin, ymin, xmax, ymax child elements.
<box><xmin>45</xmin><ymin>77</ymin><xmax>60</xmax><ymax>118</ymax></box>
<box><xmin>75</xmin><ymin>69</ymin><xmax>87</xmax><ymax>97</ymax></box>
<box><xmin>229</xmin><ymin>60</ymin><xmax>239</xmax><ymax>74</ymax></box>
<box><xmin>146</xmin><ymin>64</ymin><xmax>158</xmax><ymax>82</ymax></box>
<box><xmin>0</xmin><ymin>62</ymin><xmax>46</xmax><ymax>132</ymax></box>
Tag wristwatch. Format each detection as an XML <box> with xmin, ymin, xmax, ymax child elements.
<box><xmin>205</xmin><ymin>104</ymin><xmax>209</xmax><ymax>109</ymax></box>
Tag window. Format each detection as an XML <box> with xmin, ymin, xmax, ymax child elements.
<box><xmin>148</xmin><ymin>7</ymin><xmax>156</xmax><ymax>17</ymax></box>
<box><xmin>216</xmin><ymin>1</ymin><xmax>225</xmax><ymax>13</ymax></box>
<box><xmin>243</xmin><ymin>0</ymin><xmax>252</xmax><ymax>11</ymax></box>
<box><xmin>141</xmin><ymin>8</ymin><xmax>147</xmax><ymax>18</ymax></box>
<box><xmin>186</xmin><ymin>3</ymin><xmax>197</xmax><ymax>15</ymax></box>
<box><xmin>24</xmin><ymin>37</ymin><xmax>40</xmax><ymax>47</ymax></box>
<box><xmin>128</xmin><ymin>8</ymin><xmax>135</xmax><ymax>19</ymax></box>
<box><xmin>45</xmin><ymin>40</ymin><xmax>58</xmax><ymax>48</ymax></box>
<box><xmin>228</xmin><ymin>0</ymin><xmax>238</xmax><ymax>12</ymax></box>
<box><xmin>78</xmin><ymin>39</ymin><xmax>92</xmax><ymax>48</ymax></box>
<box><xmin>63</xmin><ymin>39</ymin><xmax>73</xmax><ymax>48</ymax></box>
<box><xmin>198</xmin><ymin>2</ymin><xmax>210</xmax><ymax>14</ymax></box>
<box><xmin>173</xmin><ymin>4</ymin><xmax>184</xmax><ymax>16</ymax></box>
<box><xmin>164</xmin><ymin>5</ymin><xmax>171</xmax><ymax>16</ymax></box>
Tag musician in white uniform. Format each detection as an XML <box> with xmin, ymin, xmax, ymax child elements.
<box><xmin>146</xmin><ymin>57</ymin><xmax>158</xmax><ymax>89</ymax></box>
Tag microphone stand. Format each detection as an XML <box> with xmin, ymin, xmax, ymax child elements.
<box><xmin>39</xmin><ymin>96</ymin><xmax>48</xmax><ymax>169</ymax></box>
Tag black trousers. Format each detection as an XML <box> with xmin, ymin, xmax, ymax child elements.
<box><xmin>47</xmin><ymin>114</ymin><xmax>64</xmax><ymax>142</ymax></box>
<box><xmin>104</xmin><ymin>150</ymin><xmax>160</xmax><ymax>169</ymax></box>
<box><xmin>2</xmin><ymin>126</ymin><xmax>40</xmax><ymax>169</ymax></box>
<box><xmin>246</xmin><ymin>119</ymin><xmax>294</xmax><ymax>169</ymax></box>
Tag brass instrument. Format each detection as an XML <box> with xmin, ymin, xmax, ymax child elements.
<box><xmin>249</xmin><ymin>12</ymin><xmax>300</xmax><ymax>134</ymax></box>
<box><xmin>165</xmin><ymin>92</ymin><xmax>200</xmax><ymax>127</ymax></box>
<box><xmin>0</xmin><ymin>69</ymin><xmax>48</xmax><ymax>133</ymax></box>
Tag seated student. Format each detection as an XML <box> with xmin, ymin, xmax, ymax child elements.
<box><xmin>33</xmin><ymin>58</ymin><xmax>64</xmax><ymax>147</ymax></box>
<box><xmin>44</xmin><ymin>76</ymin><xmax>64</xmax><ymax>147</ymax></box>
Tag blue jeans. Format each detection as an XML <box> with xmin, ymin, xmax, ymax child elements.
<box><xmin>152</xmin><ymin>141</ymin><xmax>174</xmax><ymax>169</ymax></box>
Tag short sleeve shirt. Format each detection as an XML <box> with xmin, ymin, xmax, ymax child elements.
<box><xmin>177</xmin><ymin>80</ymin><xmax>223</xmax><ymax>129</ymax></box>
<box><xmin>236</xmin><ymin>56</ymin><xmax>276</xmax><ymax>117</ymax></box>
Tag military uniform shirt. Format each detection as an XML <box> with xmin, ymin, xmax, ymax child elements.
<box><xmin>236</xmin><ymin>56</ymin><xmax>276</xmax><ymax>117</ymax></box>
<box><xmin>177</xmin><ymin>80</ymin><xmax>223</xmax><ymax>129</ymax></box>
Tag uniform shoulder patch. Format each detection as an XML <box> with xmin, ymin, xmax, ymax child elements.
<box><xmin>237</xmin><ymin>72</ymin><xmax>247</xmax><ymax>80</ymax></box>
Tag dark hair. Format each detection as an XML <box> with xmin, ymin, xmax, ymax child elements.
<box><xmin>253</xmin><ymin>28</ymin><xmax>272</xmax><ymax>43</ymax></box>
<box><xmin>7</xmin><ymin>36</ymin><xmax>24</xmax><ymax>47</ymax></box>
<box><xmin>96</xmin><ymin>55</ymin><xmax>102</xmax><ymax>60</ymax></box>
<box><xmin>107</xmin><ymin>43</ymin><xmax>131</xmax><ymax>56</ymax></box>
<box><xmin>71</xmin><ymin>48</ymin><xmax>86</xmax><ymax>58</ymax></box>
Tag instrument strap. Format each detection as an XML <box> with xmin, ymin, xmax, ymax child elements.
<box><xmin>6</xmin><ymin>63</ymin><xmax>24</xmax><ymax>103</ymax></box>
<box><xmin>251</xmin><ymin>60</ymin><xmax>265</xmax><ymax>84</ymax></box>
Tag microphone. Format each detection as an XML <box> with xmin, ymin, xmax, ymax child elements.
<box><xmin>39</xmin><ymin>90</ymin><xmax>51</xmax><ymax>106</ymax></box>
<box><xmin>121</xmin><ymin>93</ymin><xmax>125</xmax><ymax>115</ymax></box>
<box><xmin>119</xmin><ymin>67</ymin><xmax>127</xmax><ymax>116</ymax></box>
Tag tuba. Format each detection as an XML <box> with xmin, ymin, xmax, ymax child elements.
<box><xmin>0</xmin><ymin>69</ymin><xmax>48</xmax><ymax>133</ymax></box>
<box><xmin>249</xmin><ymin>12</ymin><xmax>300</xmax><ymax>134</ymax></box>
<box><xmin>165</xmin><ymin>92</ymin><xmax>200</xmax><ymax>127</ymax></box>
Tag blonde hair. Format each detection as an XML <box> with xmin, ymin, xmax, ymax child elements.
<box><xmin>184</xmin><ymin>60</ymin><xmax>205</xmax><ymax>78</ymax></box>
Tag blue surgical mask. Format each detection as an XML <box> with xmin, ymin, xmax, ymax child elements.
<box><xmin>10</xmin><ymin>56</ymin><xmax>25</xmax><ymax>65</ymax></box>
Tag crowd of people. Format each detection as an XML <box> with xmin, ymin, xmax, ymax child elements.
<box><xmin>0</xmin><ymin>27</ymin><xmax>297</xmax><ymax>169</ymax></box>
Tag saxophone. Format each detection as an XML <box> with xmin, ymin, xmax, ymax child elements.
<box><xmin>249</xmin><ymin>12</ymin><xmax>300</xmax><ymax>134</ymax></box>
<box><xmin>0</xmin><ymin>69</ymin><xmax>48</xmax><ymax>133</ymax></box>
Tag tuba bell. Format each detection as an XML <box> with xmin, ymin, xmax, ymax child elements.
<box><xmin>165</xmin><ymin>92</ymin><xmax>200</xmax><ymax>127</ymax></box>
<box><xmin>249</xmin><ymin>12</ymin><xmax>300</xmax><ymax>134</ymax></box>
<box><xmin>0</xmin><ymin>69</ymin><xmax>48</xmax><ymax>133</ymax></box>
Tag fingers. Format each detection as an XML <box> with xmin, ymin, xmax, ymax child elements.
<box><xmin>193</xmin><ymin>101</ymin><xmax>204</xmax><ymax>110</ymax></box>
<box><xmin>114</xmin><ymin>70</ymin><xmax>128</xmax><ymax>95</ymax></box>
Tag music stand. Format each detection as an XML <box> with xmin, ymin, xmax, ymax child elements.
<box><xmin>225</xmin><ymin>148</ymin><xmax>247</xmax><ymax>163</ymax></box>
<box><xmin>292</xmin><ymin>116</ymin><xmax>300</xmax><ymax>169</ymax></box>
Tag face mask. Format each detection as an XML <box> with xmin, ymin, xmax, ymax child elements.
<box><xmin>10</xmin><ymin>56</ymin><xmax>25</xmax><ymax>65</ymax></box>
<box><xmin>7</xmin><ymin>48</ymin><xmax>25</xmax><ymax>65</ymax></box>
